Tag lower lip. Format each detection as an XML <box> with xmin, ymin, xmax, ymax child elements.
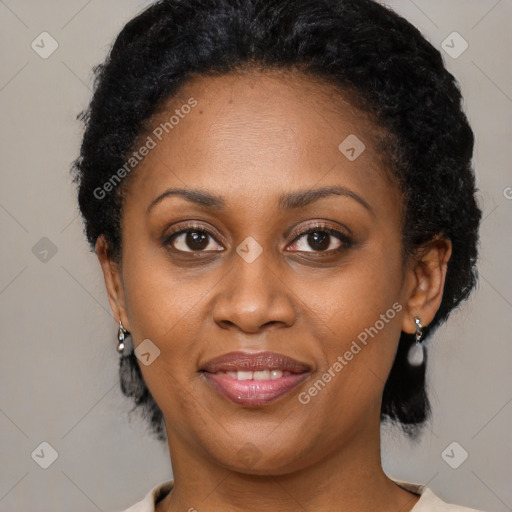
<box><xmin>202</xmin><ymin>372</ymin><xmax>310</xmax><ymax>406</ymax></box>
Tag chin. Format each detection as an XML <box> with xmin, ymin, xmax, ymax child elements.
<box><xmin>205</xmin><ymin>436</ymin><xmax>313</xmax><ymax>476</ymax></box>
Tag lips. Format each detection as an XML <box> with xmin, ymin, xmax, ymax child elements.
<box><xmin>201</xmin><ymin>351</ymin><xmax>311</xmax><ymax>406</ymax></box>
<box><xmin>202</xmin><ymin>351</ymin><xmax>311</xmax><ymax>373</ymax></box>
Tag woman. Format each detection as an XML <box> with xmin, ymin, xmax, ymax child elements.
<box><xmin>72</xmin><ymin>0</ymin><xmax>483</xmax><ymax>510</ymax></box>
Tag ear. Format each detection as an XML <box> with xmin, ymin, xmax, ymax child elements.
<box><xmin>401</xmin><ymin>236</ymin><xmax>452</xmax><ymax>335</ymax></box>
<box><xmin>95</xmin><ymin>235</ymin><xmax>130</xmax><ymax>331</ymax></box>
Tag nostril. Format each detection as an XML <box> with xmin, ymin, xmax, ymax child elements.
<box><xmin>218</xmin><ymin>320</ymin><xmax>236</xmax><ymax>329</ymax></box>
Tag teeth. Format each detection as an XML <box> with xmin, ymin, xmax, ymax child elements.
<box><xmin>253</xmin><ymin>370</ymin><xmax>270</xmax><ymax>380</ymax></box>
<box><xmin>215</xmin><ymin>369</ymin><xmax>289</xmax><ymax>380</ymax></box>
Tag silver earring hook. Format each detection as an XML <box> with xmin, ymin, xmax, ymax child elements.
<box><xmin>414</xmin><ymin>316</ymin><xmax>424</xmax><ymax>343</ymax></box>
<box><xmin>408</xmin><ymin>316</ymin><xmax>425</xmax><ymax>366</ymax></box>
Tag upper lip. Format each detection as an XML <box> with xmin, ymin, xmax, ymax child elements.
<box><xmin>202</xmin><ymin>351</ymin><xmax>311</xmax><ymax>374</ymax></box>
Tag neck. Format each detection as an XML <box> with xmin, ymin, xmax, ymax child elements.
<box><xmin>156</xmin><ymin>417</ymin><xmax>420</xmax><ymax>512</ymax></box>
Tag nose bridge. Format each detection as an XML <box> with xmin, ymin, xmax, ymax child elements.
<box><xmin>232</xmin><ymin>244</ymin><xmax>273</xmax><ymax>300</ymax></box>
<box><xmin>212</xmin><ymin>242</ymin><xmax>296</xmax><ymax>332</ymax></box>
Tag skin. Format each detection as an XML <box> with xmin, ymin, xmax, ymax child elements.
<box><xmin>96</xmin><ymin>69</ymin><xmax>452</xmax><ymax>512</ymax></box>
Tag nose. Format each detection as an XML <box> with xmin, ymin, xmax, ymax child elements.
<box><xmin>212</xmin><ymin>250</ymin><xmax>296</xmax><ymax>334</ymax></box>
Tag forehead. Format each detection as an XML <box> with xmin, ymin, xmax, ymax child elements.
<box><xmin>126</xmin><ymin>68</ymin><xmax>398</xmax><ymax>211</ymax></box>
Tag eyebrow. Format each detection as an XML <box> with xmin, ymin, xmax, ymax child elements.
<box><xmin>147</xmin><ymin>185</ymin><xmax>373</xmax><ymax>215</ymax></box>
<box><xmin>278</xmin><ymin>185</ymin><xmax>373</xmax><ymax>213</ymax></box>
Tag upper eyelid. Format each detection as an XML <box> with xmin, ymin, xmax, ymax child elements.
<box><xmin>167</xmin><ymin>223</ymin><xmax>222</xmax><ymax>240</ymax></box>
<box><xmin>288</xmin><ymin>223</ymin><xmax>351</xmax><ymax>241</ymax></box>
<box><xmin>167</xmin><ymin>222</ymin><xmax>348</xmax><ymax>238</ymax></box>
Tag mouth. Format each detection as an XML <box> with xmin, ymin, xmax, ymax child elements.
<box><xmin>200</xmin><ymin>351</ymin><xmax>311</xmax><ymax>406</ymax></box>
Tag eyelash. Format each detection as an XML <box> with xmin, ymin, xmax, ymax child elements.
<box><xmin>163</xmin><ymin>222</ymin><xmax>353</xmax><ymax>255</ymax></box>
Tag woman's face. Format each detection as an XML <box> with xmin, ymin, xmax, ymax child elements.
<box><xmin>103</xmin><ymin>70</ymin><xmax>420</xmax><ymax>474</ymax></box>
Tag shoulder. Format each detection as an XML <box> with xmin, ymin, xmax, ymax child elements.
<box><xmin>119</xmin><ymin>478</ymin><xmax>487</xmax><ymax>512</ymax></box>
<box><xmin>416</xmin><ymin>488</ymin><xmax>485</xmax><ymax>512</ymax></box>
<box><xmin>392</xmin><ymin>479</ymin><xmax>486</xmax><ymax>512</ymax></box>
<box><xmin>117</xmin><ymin>481</ymin><xmax>174</xmax><ymax>512</ymax></box>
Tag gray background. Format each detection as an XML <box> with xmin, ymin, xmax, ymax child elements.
<box><xmin>0</xmin><ymin>1</ymin><xmax>511</xmax><ymax>511</ymax></box>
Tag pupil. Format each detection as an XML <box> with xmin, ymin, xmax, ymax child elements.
<box><xmin>187</xmin><ymin>231</ymin><xmax>208</xmax><ymax>250</ymax></box>
<box><xmin>308</xmin><ymin>231</ymin><xmax>329</xmax><ymax>251</ymax></box>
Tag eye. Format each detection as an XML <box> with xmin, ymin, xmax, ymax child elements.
<box><xmin>287</xmin><ymin>224</ymin><xmax>352</xmax><ymax>253</ymax></box>
<box><xmin>164</xmin><ymin>223</ymin><xmax>224</xmax><ymax>253</ymax></box>
<box><xmin>163</xmin><ymin>222</ymin><xmax>352</xmax><ymax>255</ymax></box>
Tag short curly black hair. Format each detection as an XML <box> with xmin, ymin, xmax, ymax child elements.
<box><xmin>72</xmin><ymin>0</ymin><xmax>481</xmax><ymax>441</ymax></box>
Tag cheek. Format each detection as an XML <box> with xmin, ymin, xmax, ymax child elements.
<box><xmin>118</xmin><ymin>246</ymin><xmax>204</xmax><ymax>408</ymax></box>
<box><xmin>298</xmin><ymin>243</ymin><xmax>404</xmax><ymax>341</ymax></box>
<box><xmin>296</xmin><ymin>243</ymin><xmax>405</xmax><ymax>397</ymax></box>
<box><xmin>121</xmin><ymin>235</ymin><xmax>207</xmax><ymax>338</ymax></box>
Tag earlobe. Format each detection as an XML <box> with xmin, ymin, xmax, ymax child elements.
<box><xmin>401</xmin><ymin>237</ymin><xmax>452</xmax><ymax>334</ymax></box>
<box><xmin>95</xmin><ymin>235</ymin><xmax>130</xmax><ymax>330</ymax></box>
